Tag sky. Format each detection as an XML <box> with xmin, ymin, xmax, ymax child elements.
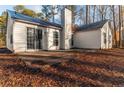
<box><xmin>0</xmin><ymin>5</ymin><xmax>41</xmax><ymax>15</ymax></box>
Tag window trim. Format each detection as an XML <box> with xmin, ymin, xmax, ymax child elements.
<box><xmin>108</xmin><ymin>35</ymin><xmax>111</xmax><ymax>44</ymax></box>
<box><xmin>27</xmin><ymin>27</ymin><xmax>35</xmax><ymax>49</ymax></box>
<box><xmin>103</xmin><ymin>32</ymin><xmax>107</xmax><ymax>44</ymax></box>
<box><xmin>27</xmin><ymin>27</ymin><xmax>43</xmax><ymax>50</ymax></box>
<box><xmin>53</xmin><ymin>31</ymin><xmax>59</xmax><ymax>46</ymax></box>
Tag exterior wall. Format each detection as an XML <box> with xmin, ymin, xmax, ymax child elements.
<box><xmin>13</xmin><ymin>21</ymin><xmax>46</xmax><ymax>52</ymax></box>
<box><xmin>73</xmin><ymin>30</ymin><xmax>101</xmax><ymax>49</ymax></box>
<box><xmin>42</xmin><ymin>28</ymin><xmax>48</xmax><ymax>50</ymax></box>
<box><xmin>12</xmin><ymin>21</ymin><xmax>61</xmax><ymax>52</ymax></box>
<box><xmin>61</xmin><ymin>8</ymin><xmax>72</xmax><ymax>49</ymax></box>
<box><xmin>47</xmin><ymin>28</ymin><xmax>60</xmax><ymax>50</ymax></box>
<box><xmin>6</xmin><ymin>15</ymin><xmax>14</xmax><ymax>51</ymax></box>
<box><xmin>101</xmin><ymin>22</ymin><xmax>112</xmax><ymax>49</ymax></box>
<box><xmin>108</xmin><ymin>24</ymin><xmax>112</xmax><ymax>48</ymax></box>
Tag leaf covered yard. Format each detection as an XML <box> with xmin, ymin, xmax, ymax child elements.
<box><xmin>0</xmin><ymin>48</ymin><xmax>124</xmax><ymax>87</ymax></box>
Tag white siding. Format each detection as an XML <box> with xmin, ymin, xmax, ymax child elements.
<box><xmin>73</xmin><ymin>30</ymin><xmax>101</xmax><ymax>49</ymax></box>
<box><xmin>6</xmin><ymin>16</ymin><xmax>14</xmax><ymax>51</ymax></box>
<box><xmin>101</xmin><ymin>22</ymin><xmax>112</xmax><ymax>49</ymax></box>
<box><xmin>42</xmin><ymin>28</ymin><xmax>48</xmax><ymax>50</ymax></box>
<box><xmin>47</xmin><ymin>28</ymin><xmax>60</xmax><ymax>50</ymax></box>
<box><xmin>13</xmin><ymin>21</ymin><xmax>46</xmax><ymax>52</ymax></box>
<box><xmin>61</xmin><ymin>8</ymin><xmax>72</xmax><ymax>49</ymax></box>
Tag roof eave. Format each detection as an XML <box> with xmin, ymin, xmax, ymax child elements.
<box><xmin>13</xmin><ymin>18</ymin><xmax>62</xmax><ymax>30</ymax></box>
<box><xmin>77</xmin><ymin>28</ymin><xmax>101</xmax><ymax>32</ymax></box>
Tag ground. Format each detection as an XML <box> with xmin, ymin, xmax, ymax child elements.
<box><xmin>0</xmin><ymin>48</ymin><xmax>124</xmax><ymax>87</ymax></box>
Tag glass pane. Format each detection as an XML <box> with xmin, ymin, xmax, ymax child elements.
<box><xmin>53</xmin><ymin>31</ymin><xmax>59</xmax><ymax>46</ymax></box>
<box><xmin>27</xmin><ymin>28</ymin><xmax>35</xmax><ymax>49</ymax></box>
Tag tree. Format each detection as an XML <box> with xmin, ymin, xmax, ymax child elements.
<box><xmin>0</xmin><ymin>11</ymin><xmax>7</xmax><ymax>34</ymax></box>
<box><xmin>85</xmin><ymin>5</ymin><xmax>91</xmax><ymax>24</ymax></box>
<box><xmin>77</xmin><ymin>6</ymin><xmax>85</xmax><ymax>25</ymax></box>
<box><xmin>96</xmin><ymin>5</ymin><xmax>108</xmax><ymax>21</ymax></box>
<box><xmin>36</xmin><ymin>12</ymin><xmax>44</xmax><ymax>19</ymax></box>
<box><xmin>92</xmin><ymin>5</ymin><xmax>96</xmax><ymax>23</ymax></box>
<box><xmin>13</xmin><ymin>5</ymin><xmax>38</xmax><ymax>18</ymax></box>
<box><xmin>22</xmin><ymin>9</ymin><xmax>37</xmax><ymax>17</ymax></box>
<box><xmin>118</xmin><ymin>5</ymin><xmax>123</xmax><ymax>48</ymax></box>
<box><xmin>0</xmin><ymin>11</ymin><xmax>7</xmax><ymax>46</ymax></box>
<box><xmin>49</xmin><ymin>5</ymin><xmax>59</xmax><ymax>22</ymax></box>
<box><xmin>41</xmin><ymin>5</ymin><xmax>52</xmax><ymax>21</ymax></box>
<box><xmin>110</xmin><ymin>5</ymin><xmax>118</xmax><ymax>47</ymax></box>
<box><xmin>13</xmin><ymin>5</ymin><xmax>25</xmax><ymax>13</ymax></box>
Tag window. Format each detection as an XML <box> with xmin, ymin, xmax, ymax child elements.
<box><xmin>108</xmin><ymin>35</ymin><xmax>111</xmax><ymax>44</ymax></box>
<box><xmin>37</xmin><ymin>29</ymin><xmax>42</xmax><ymax>40</ymax></box>
<box><xmin>103</xmin><ymin>33</ymin><xmax>106</xmax><ymax>44</ymax></box>
<box><xmin>27</xmin><ymin>28</ymin><xmax>42</xmax><ymax>49</ymax></box>
<box><xmin>53</xmin><ymin>31</ymin><xmax>59</xmax><ymax>46</ymax></box>
<box><xmin>10</xmin><ymin>34</ymin><xmax>13</xmax><ymax>44</ymax></box>
<box><xmin>27</xmin><ymin>27</ymin><xmax>35</xmax><ymax>49</ymax></box>
<box><xmin>71</xmin><ymin>34</ymin><xmax>74</xmax><ymax>46</ymax></box>
<box><xmin>36</xmin><ymin>29</ymin><xmax>42</xmax><ymax>49</ymax></box>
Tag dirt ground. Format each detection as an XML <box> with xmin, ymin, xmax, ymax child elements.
<box><xmin>0</xmin><ymin>48</ymin><xmax>124</xmax><ymax>87</ymax></box>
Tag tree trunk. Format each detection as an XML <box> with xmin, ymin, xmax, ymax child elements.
<box><xmin>86</xmin><ymin>5</ymin><xmax>88</xmax><ymax>24</ymax></box>
<box><xmin>88</xmin><ymin>6</ymin><xmax>90</xmax><ymax>24</ymax></box>
<box><xmin>119</xmin><ymin>5</ymin><xmax>122</xmax><ymax>48</ymax></box>
<box><xmin>112</xmin><ymin>5</ymin><xmax>117</xmax><ymax>47</ymax></box>
<box><xmin>93</xmin><ymin>5</ymin><xmax>96</xmax><ymax>23</ymax></box>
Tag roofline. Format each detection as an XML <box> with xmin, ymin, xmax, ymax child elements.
<box><xmin>77</xmin><ymin>20</ymin><xmax>109</xmax><ymax>31</ymax></box>
<box><xmin>14</xmin><ymin>19</ymin><xmax>62</xmax><ymax>30</ymax></box>
<box><xmin>7</xmin><ymin>9</ymin><xmax>62</xmax><ymax>30</ymax></box>
<box><xmin>75</xmin><ymin>28</ymin><xmax>101</xmax><ymax>33</ymax></box>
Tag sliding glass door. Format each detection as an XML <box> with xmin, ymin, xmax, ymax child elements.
<box><xmin>27</xmin><ymin>27</ymin><xmax>42</xmax><ymax>50</ymax></box>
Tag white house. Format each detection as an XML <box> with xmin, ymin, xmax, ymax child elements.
<box><xmin>6</xmin><ymin>8</ymin><xmax>72</xmax><ymax>52</ymax></box>
<box><xmin>73</xmin><ymin>20</ymin><xmax>112</xmax><ymax>49</ymax></box>
<box><xmin>6</xmin><ymin>8</ymin><xmax>112</xmax><ymax>53</ymax></box>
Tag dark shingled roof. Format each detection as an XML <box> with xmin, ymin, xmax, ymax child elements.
<box><xmin>77</xmin><ymin>20</ymin><xmax>109</xmax><ymax>31</ymax></box>
<box><xmin>7</xmin><ymin>10</ymin><xmax>62</xmax><ymax>29</ymax></box>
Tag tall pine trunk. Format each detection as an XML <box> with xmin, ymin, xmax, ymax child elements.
<box><xmin>112</xmin><ymin>5</ymin><xmax>117</xmax><ymax>47</ymax></box>
<box><xmin>93</xmin><ymin>5</ymin><xmax>96</xmax><ymax>23</ymax></box>
<box><xmin>86</xmin><ymin>5</ymin><xmax>88</xmax><ymax>24</ymax></box>
<box><xmin>119</xmin><ymin>5</ymin><xmax>122</xmax><ymax>48</ymax></box>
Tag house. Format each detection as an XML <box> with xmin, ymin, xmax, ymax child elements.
<box><xmin>6</xmin><ymin>8</ymin><xmax>112</xmax><ymax>52</ymax></box>
<box><xmin>6</xmin><ymin>8</ymin><xmax>72</xmax><ymax>52</ymax></box>
<box><xmin>73</xmin><ymin>20</ymin><xmax>112</xmax><ymax>49</ymax></box>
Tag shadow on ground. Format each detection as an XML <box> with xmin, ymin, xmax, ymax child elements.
<box><xmin>0</xmin><ymin>48</ymin><xmax>12</xmax><ymax>54</ymax></box>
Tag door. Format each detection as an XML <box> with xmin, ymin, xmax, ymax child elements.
<box><xmin>36</xmin><ymin>29</ymin><xmax>42</xmax><ymax>49</ymax></box>
<box><xmin>27</xmin><ymin>28</ymin><xmax>42</xmax><ymax>50</ymax></box>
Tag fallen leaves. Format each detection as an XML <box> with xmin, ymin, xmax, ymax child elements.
<box><xmin>0</xmin><ymin>49</ymin><xmax>124</xmax><ymax>86</ymax></box>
